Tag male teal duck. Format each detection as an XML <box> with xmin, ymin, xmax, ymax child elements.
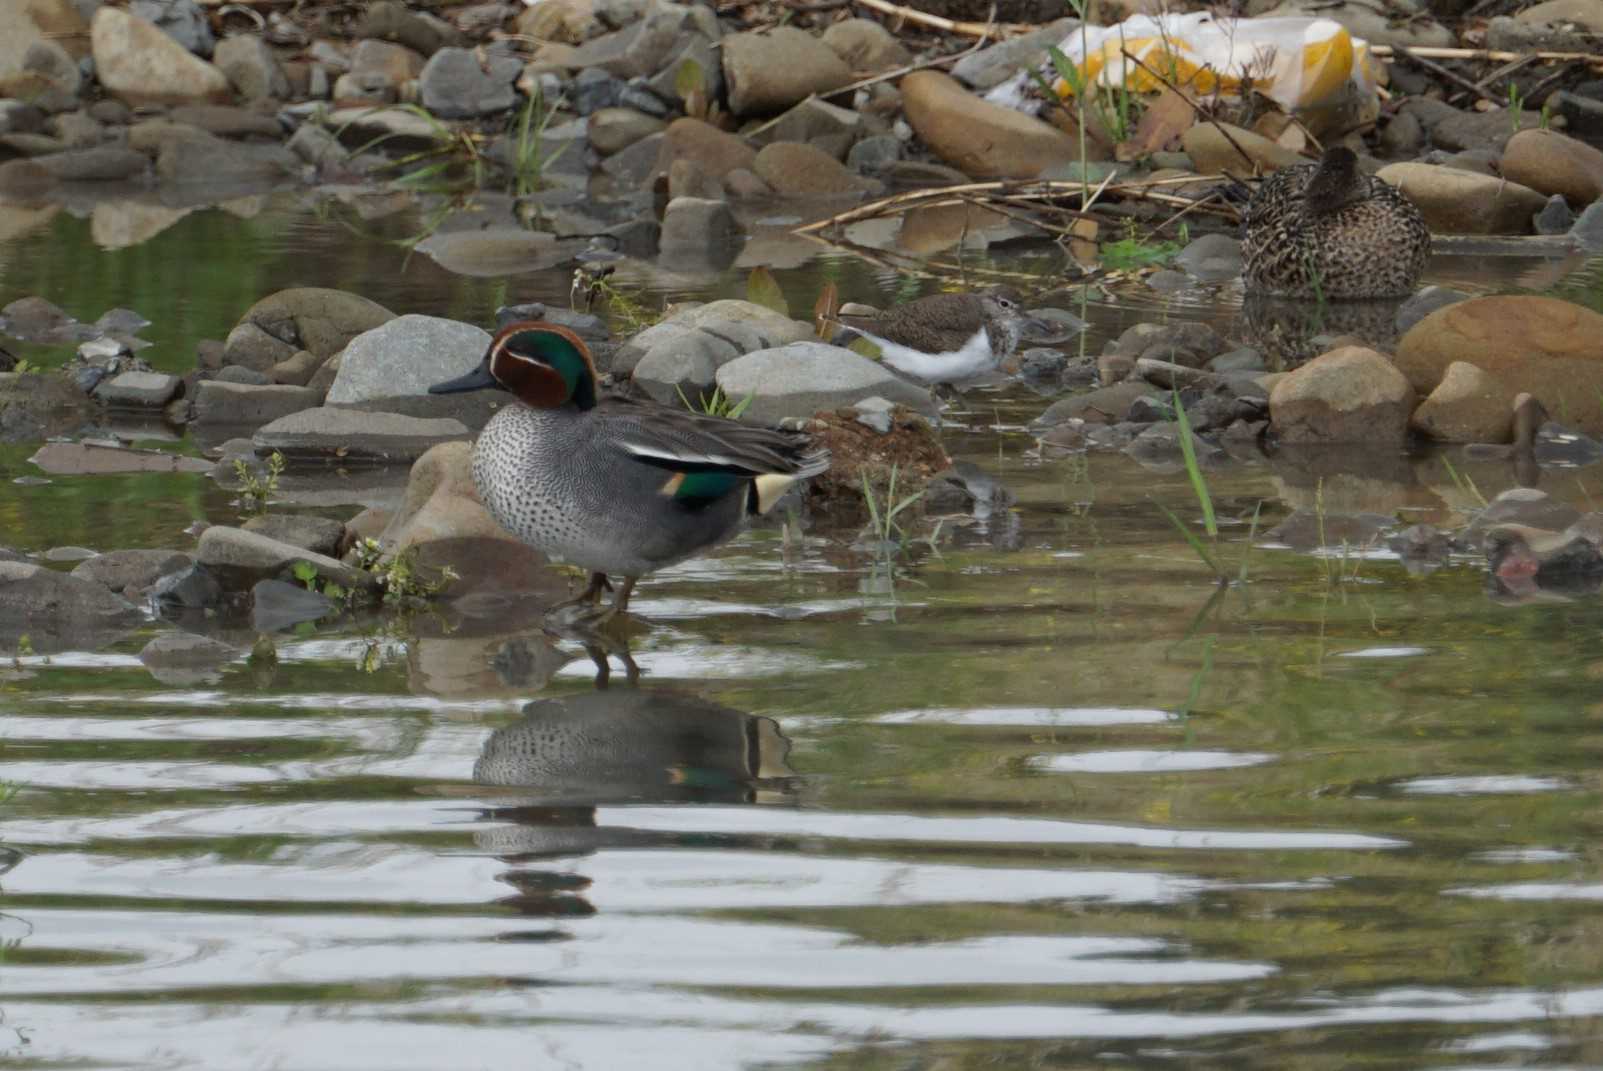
<box><xmin>1241</xmin><ymin>146</ymin><xmax>1431</xmax><ymax>300</ymax></box>
<box><xmin>431</xmin><ymin>321</ymin><xmax>829</xmax><ymax>614</ymax></box>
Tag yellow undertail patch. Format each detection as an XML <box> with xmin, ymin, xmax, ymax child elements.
<box><xmin>752</xmin><ymin>473</ymin><xmax>797</xmax><ymax>515</ymax></box>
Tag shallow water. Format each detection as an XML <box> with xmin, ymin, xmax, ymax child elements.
<box><xmin>3</xmin><ymin>191</ymin><xmax>1603</xmax><ymax>1069</ymax></box>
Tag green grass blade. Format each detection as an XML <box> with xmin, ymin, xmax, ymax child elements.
<box><xmin>1156</xmin><ymin>500</ymin><xmax>1223</xmax><ymax>579</ymax></box>
<box><xmin>1172</xmin><ymin>388</ymin><xmax>1217</xmax><ymax>537</ymax></box>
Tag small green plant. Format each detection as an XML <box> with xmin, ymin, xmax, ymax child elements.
<box><xmin>674</xmin><ymin>57</ymin><xmax>721</xmax><ymax>124</ymax></box>
<box><xmin>862</xmin><ymin>464</ymin><xmax>925</xmax><ymax>547</ymax></box>
<box><xmin>11</xmin><ymin>358</ymin><xmax>40</xmax><ymax>375</ymax></box>
<box><xmin>233</xmin><ymin>451</ymin><xmax>286</xmax><ymax>517</ymax></box>
<box><xmin>675</xmin><ymin>385</ymin><xmax>754</xmax><ymax>420</ymax></box>
<box><xmin>290</xmin><ymin>560</ymin><xmax>349</xmax><ymax>605</ymax></box>
<box><xmin>1154</xmin><ymin>389</ymin><xmax>1263</xmax><ymax>586</ymax></box>
<box><xmin>1099</xmin><ymin>232</ymin><xmax>1183</xmax><ymax>272</ymax></box>
<box><xmin>351</xmin><ymin>538</ymin><xmax>459</xmax><ymax>605</ymax></box>
<box><xmin>571</xmin><ymin>265</ymin><xmax>661</xmax><ymax>334</ymax></box>
<box><xmin>507</xmin><ymin>87</ymin><xmax>565</xmax><ymax>198</ymax></box>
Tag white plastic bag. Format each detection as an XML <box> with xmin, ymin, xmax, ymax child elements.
<box><xmin>987</xmin><ymin>12</ymin><xmax>1380</xmax><ymax>117</ymax></box>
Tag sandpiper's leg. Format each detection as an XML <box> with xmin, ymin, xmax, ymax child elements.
<box><xmin>549</xmin><ymin>571</ymin><xmax>611</xmax><ymax>612</ymax></box>
<box><xmin>611</xmin><ymin>577</ymin><xmax>638</xmax><ymax>614</ymax></box>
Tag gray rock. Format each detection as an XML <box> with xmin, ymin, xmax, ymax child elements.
<box><xmin>1395</xmin><ymin>285</ymin><xmax>1470</xmax><ymax>335</ymax></box>
<box><xmin>1432</xmin><ymin>107</ymin><xmax>1543</xmax><ymax>154</ymax></box>
<box><xmin>148</xmin><ymin>563</ymin><xmax>224</xmax><ymax>609</ymax></box>
<box><xmin>0</xmin><ymin>561</ymin><xmax>143</xmax><ymax>648</ymax></box>
<box><xmin>224</xmin><ymin>320</ymin><xmax>299</xmax><ymax>372</ymax></box>
<box><xmin>1209</xmin><ymin>347</ymin><xmax>1265</xmax><ymax>373</ymax></box>
<box><xmin>356</xmin><ymin>0</ymin><xmax>461</xmax><ymax>56</ymax></box>
<box><xmin>1535</xmin><ymin>193</ymin><xmax>1575</xmax><ymax>235</ymax></box>
<box><xmin>251</xmin><ymin>578</ymin><xmax>334</xmax><ymax>631</ymax></box>
<box><xmin>587</xmin><ymin>106</ymin><xmax>665</xmax><ymax>155</ymax></box>
<box><xmin>1032</xmin><ymin>380</ymin><xmax>1157</xmax><ymax>427</ymax></box>
<box><xmin>419</xmin><ymin>46</ymin><xmax>521</xmax><ymax>118</ymax></box>
<box><xmin>569</xmin><ymin>4</ymin><xmax>694</xmax><ymax>79</ymax></box>
<box><xmin>847</xmin><ymin>134</ymin><xmax>901</xmax><ymax>173</ymax></box>
<box><xmin>1380</xmin><ymin>110</ymin><xmax>1424</xmax><ymax>157</ymax></box>
<box><xmin>1572</xmin><ymin>199</ymin><xmax>1603</xmax><ymax>253</ymax></box>
<box><xmin>232</xmin><ymin>287</ymin><xmax>396</xmax><ymax>360</ymax></box>
<box><xmin>715</xmin><ymin>341</ymin><xmax>935</xmax><ymax>424</ymax></box>
<box><xmin>572</xmin><ymin>67</ymin><xmax>625</xmax><ymax>114</ymax></box>
<box><xmin>952</xmin><ymin>18</ymin><xmax>1078</xmax><ymax>90</ymax></box>
<box><xmin>155</xmin><ymin>130</ymin><xmax>299</xmax><ymax>185</ymax></box>
<box><xmin>1486</xmin><ymin>13</ymin><xmax>1595</xmax><ymax>52</ymax></box>
<box><xmin>94</xmin><ymin>371</ymin><xmax>180</xmax><ymax>406</ymax></box>
<box><xmin>659</xmin><ymin>196</ymin><xmax>737</xmax><ymax>249</ymax></box>
<box><xmin>1554</xmin><ymin>88</ymin><xmax>1603</xmax><ymax>137</ymax></box>
<box><xmin>748</xmin><ymin>97</ymin><xmax>863</xmax><ymax>159</ymax></box>
<box><xmin>70</xmin><ymin>548</ymin><xmax>192</xmax><ymax>595</ymax></box>
<box><xmin>214</xmin><ymin>34</ymin><xmax>290</xmax><ymax>99</ymax></box>
<box><xmin>632</xmin><ymin>331</ymin><xmax>737</xmax><ymax>404</ymax></box>
<box><xmin>193</xmin><ymin>381</ymin><xmax>321</xmax><ymax>425</ymax></box>
<box><xmin>253</xmin><ymin>407</ymin><xmax>470</xmax><ymax>463</ymax></box>
<box><xmin>326</xmin><ymin>314</ymin><xmax>489</xmax><ymax>404</ymax></box>
<box><xmin>1173</xmin><ymin>232</ymin><xmax>1244</xmax><ymax>282</ymax></box>
<box><xmin>598</xmin><ymin>128</ymin><xmax>663</xmax><ymax>184</ymax></box>
<box><xmin>617</xmin><ymin>80</ymin><xmax>670</xmax><ymax>118</ymax></box>
<box><xmin>242</xmin><ymin>513</ymin><xmax>345</xmax><ymax>556</ymax></box>
<box><xmin>214</xmin><ymin>365</ymin><xmax>273</xmax><ymax>386</ymax></box>
<box><xmin>168</xmin><ymin>104</ymin><xmax>283</xmax><ymax>138</ymax></box>
<box><xmin>721</xmin><ymin>26</ymin><xmax>853</xmax><ymax>117</ymax></box>
<box><xmin>196</xmin><ymin>525</ymin><xmax>374</xmax><ymax>592</ymax></box>
<box><xmin>32</xmin><ymin>146</ymin><xmax>146</xmax><ymax>181</ymax></box>
<box><xmin>1123</xmin><ymin>422</ymin><xmax>1227</xmax><ymax>468</ymax></box>
<box><xmin>131</xmin><ymin>0</ymin><xmax>215</xmax><ymax>55</ymax></box>
<box><xmin>24</xmin><ymin>39</ymin><xmax>83</xmax><ymax>101</ymax></box>
<box><xmin>138</xmin><ymin>631</ymin><xmax>240</xmax><ymax>671</ymax></box>
<box><xmin>1111</xmin><ymin>321</ymin><xmax>1226</xmax><ymax>364</ymax></box>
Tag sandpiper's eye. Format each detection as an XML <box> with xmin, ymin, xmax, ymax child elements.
<box><xmin>997</xmin><ymin>297</ymin><xmax>1015</xmax><ymax>310</ymax></box>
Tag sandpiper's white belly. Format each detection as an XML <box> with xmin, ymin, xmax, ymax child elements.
<box><xmin>854</xmin><ymin>326</ymin><xmax>994</xmax><ymax>383</ymax></box>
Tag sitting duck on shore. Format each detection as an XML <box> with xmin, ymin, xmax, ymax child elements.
<box><xmin>431</xmin><ymin>321</ymin><xmax>829</xmax><ymax>617</ymax></box>
<box><xmin>1241</xmin><ymin>146</ymin><xmax>1431</xmax><ymax>300</ymax></box>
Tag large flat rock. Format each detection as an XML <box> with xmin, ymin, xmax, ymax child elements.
<box><xmin>253</xmin><ymin>407</ymin><xmax>470</xmax><ymax>463</ymax></box>
<box><xmin>326</xmin><ymin>314</ymin><xmax>489</xmax><ymax>404</ymax></box>
<box><xmin>715</xmin><ymin>341</ymin><xmax>935</xmax><ymax>424</ymax></box>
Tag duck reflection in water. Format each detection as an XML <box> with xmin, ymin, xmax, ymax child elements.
<box><xmin>472</xmin><ymin>664</ymin><xmax>797</xmax><ymax>915</ymax></box>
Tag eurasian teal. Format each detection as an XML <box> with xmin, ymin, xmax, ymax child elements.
<box><xmin>833</xmin><ymin>286</ymin><xmax>1059</xmax><ymax>383</ymax></box>
<box><xmin>430</xmin><ymin>321</ymin><xmax>829</xmax><ymax>614</ymax></box>
<box><xmin>1241</xmin><ymin>146</ymin><xmax>1431</xmax><ymax>300</ymax></box>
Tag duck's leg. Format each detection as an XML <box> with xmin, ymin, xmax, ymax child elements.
<box><xmin>550</xmin><ymin>571</ymin><xmax>611</xmax><ymax>612</ymax></box>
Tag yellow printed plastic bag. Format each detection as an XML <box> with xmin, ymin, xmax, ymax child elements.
<box><xmin>986</xmin><ymin>13</ymin><xmax>1379</xmax><ymax>117</ymax></box>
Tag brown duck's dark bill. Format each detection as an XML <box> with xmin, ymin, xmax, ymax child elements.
<box><xmin>429</xmin><ymin>361</ymin><xmax>498</xmax><ymax>394</ymax></box>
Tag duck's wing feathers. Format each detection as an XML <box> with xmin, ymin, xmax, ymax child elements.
<box><xmin>603</xmin><ymin>398</ymin><xmax>830</xmax><ymax>479</ymax></box>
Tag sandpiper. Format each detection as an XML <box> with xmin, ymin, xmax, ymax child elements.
<box><xmin>832</xmin><ymin>286</ymin><xmax>1063</xmax><ymax>384</ymax></box>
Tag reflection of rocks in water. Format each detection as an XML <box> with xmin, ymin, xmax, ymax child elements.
<box><xmin>407</xmin><ymin>631</ymin><xmax>572</xmax><ymax>697</ymax></box>
<box><xmin>1241</xmin><ymin>294</ymin><xmax>1403</xmax><ymax>369</ymax></box>
<box><xmin>475</xmin><ymin>689</ymin><xmax>794</xmax><ymax>805</ymax></box>
<box><xmin>1485</xmin><ymin>523</ymin><xmax>1603</xmax><ymax>603</ymax></box>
